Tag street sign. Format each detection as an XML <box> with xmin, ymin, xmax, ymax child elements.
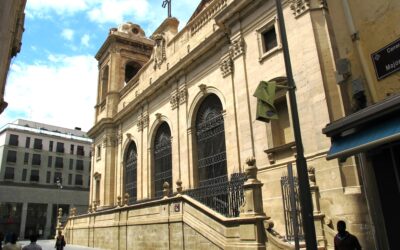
<box><xmin>371</xmin><ymin>38</ymin><xmax>400</xmax><ymax>80</ymax></box>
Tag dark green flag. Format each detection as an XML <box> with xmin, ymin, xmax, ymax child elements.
<box><xmin>253</xmin><ymin>81</ymin><xmax>278</xmax><ymax>122</ymax></box>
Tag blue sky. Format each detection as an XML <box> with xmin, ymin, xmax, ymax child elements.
<box><xmin>1</xmin><ymin>0</ymin><xmax>199</xmax><ymax>131</ymax></box>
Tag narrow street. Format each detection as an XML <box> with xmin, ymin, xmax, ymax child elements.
<box><xmin>18</xmin><ymin>240</ymin><xmax>102</xmax><ymax>250</ymax></box>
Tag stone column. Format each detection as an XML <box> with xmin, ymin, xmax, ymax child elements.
<box><xmin>44</xmin><ymin>203</ymin><xmax>53</xmax><ymax>238</ymax></box>
<box><xmin>19</xmin><ymin>202</ymin><xmax>28</xmax><ymax>239</ymax></box>
<box><xmin>308</xmin><ymin>167</ymin><xmax>327</xmax><ymax>248</ymax></box>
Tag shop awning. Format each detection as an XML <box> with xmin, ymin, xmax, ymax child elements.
<box><xmin>326</xmin><ymin>116</ymin><xmax>400</xmax><ymax>160</ymax></box>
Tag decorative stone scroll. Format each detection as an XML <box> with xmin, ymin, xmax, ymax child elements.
<box><xmin>290</xmin><ymin>0</ymin><xmax>310</xmax><ymax>17</ymax></box>
<box><xmin>102</xmin><ymin>134</ymin><xmax>116</xmax><ymax>148</ymax></box>
<box><xmin>170</xmin><ymin>85</ymin><xmax>188</xmax><ymax>109</ymax></box>
<box><xmin>290</xmin><ymin>0</ymin><xmax>328</xmax><ymax>18</ymax></box>
<box><xmin>220</xmin><ymin>54</ymin><xmax>233</xmax><ymax>78</ymax></box>
<box><xmin>230</xmin><ymin>35</ymin><xmax>245</xmax><ymax>59</ymax></box>
<box><xmin>137</xmin><ymin>113</ymin><xmax>149</xmax><ymax>131</ymax></box>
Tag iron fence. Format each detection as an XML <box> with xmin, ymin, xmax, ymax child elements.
<box><xmin>184</xmin><ymin>173</ymin><xmax>247</xmax><ymax>217</ymax></box>
<box><xmin>281</xmin><ymin>173</ymin><xmax>304</xmax><ymax>242</ymax></box>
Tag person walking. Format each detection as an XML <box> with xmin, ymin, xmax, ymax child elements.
<box><xmin>22</xmin><ymin>235</ymin><xmax>42</xmax><ymax>250</ymax></box>
<box><xmin>2</xmin><ymin>233</ymin><xmax>21</xmax><ymax>250</ymax></box>
<box><xmin>334</xmin><ymin>220</ymin><xmax>362</xmax><ymax>250</ymax></box>
<box><xmin>0</xmin><ymin>232</ymin><xmax>4</xmax><ymax>250</ymax></box>
<box><xmin>54</xmin><ymin>231</ymin><xmax>66</xmax><ymax>250</ymax></box>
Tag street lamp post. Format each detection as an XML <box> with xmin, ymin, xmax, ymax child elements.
<box><xmin>56</xmin><ymin>178</ymin><xmax>63</xmax><ymax>232</ymax></box>
<box><xmin>273</xmin><ymin>0</ymin><xmax>318</xmax><ymax>249</ymax></box>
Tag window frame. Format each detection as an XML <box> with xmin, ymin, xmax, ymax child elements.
<box><xmin>8</xmin><ymin>134</ymin><xmax>19</xmax><ymax>146</ymax></box>
<box><xmin>257</xmin><ymin>16</ymin><xmax>282</xmax><ymax>63</ymax></box>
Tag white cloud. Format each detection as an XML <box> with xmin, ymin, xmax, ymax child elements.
<box><xmin>87</xmin><ymin>0</ymin><xmax>149</xmax><ymax>24</ymax></box>
<box><xmin>26</xmin><ymin>0</ymin><xmax>92</xmax><ymax>18</ymax></box>
<box><xmin>61</xmin><ymin>28</ymin><xmax>74</xmax><ymax>41</ymax></box>
<box><xmin>81</xmin><ymin>34</ymin><xmax>90</xmax><ymax>47</ymax></box>
<box><xmin>0</xmin><ymin>55</ymin><xmax>98</xmax><ymax>131</ymax></box>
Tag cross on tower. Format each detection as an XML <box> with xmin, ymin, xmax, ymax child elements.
<box><xmin>162</xmin><ymin>0</ymin><xmax>171</xmax><ymax>18</ymax></box>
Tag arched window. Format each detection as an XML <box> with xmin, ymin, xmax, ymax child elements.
<box><xmin>195</xmin><ymin>94</ymin><xmax>227</xmax><ymax>186</ymax></box>
<box><xmin>153</xmin><ymin>122</ymin><xmax>172</xmax><ymax>198</ymax></box>
<box><xmin>125</xmin><ymin>142</ymin><xmax>137</xmax><ymax>203</ymax></box>
<box><xmin>101</xmin><ymin>65</ymin><xmax>109</xmax><ymax>101</ymax></box>
<box><xmin>125</xmin><ymin>61</ymin><xmax>141</xmax><ymax>84</ymax></box>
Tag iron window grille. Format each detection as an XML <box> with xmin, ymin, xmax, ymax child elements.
<box><xmin>125</xmin><ymin>142</ymin><xmax>137</xmax><ymax>203</ymax></box>
<box><xmin>195</xmin><ymin>94</ymin><xmax>228</xmax><ymax>187</ymax></box>
<box><xmin>153</xmin><ymin>122</ymin><xmax>172</xmax><ymax>198</ymax></box>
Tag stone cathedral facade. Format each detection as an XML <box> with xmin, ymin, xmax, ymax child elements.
<box><xmin>62</xmin><ymin>0</ymin><xmax>399</xmax><ymax>249</ymax></box>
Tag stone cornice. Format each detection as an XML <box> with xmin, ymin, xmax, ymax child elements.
<box><xmin>87</xmin><ymin>118</ymin><xmax>115</xmax><ymax>139</ymax></box>
<box><xmin>95</xmin><ymin>34</ymin><xmax>154</xmax><ymax>62</ymax></box>
<box><xmin>112</xmin><ymin>30</ymin><xmax>226</xmax><ymax>124</ymax></box>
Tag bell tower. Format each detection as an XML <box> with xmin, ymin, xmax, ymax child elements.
<box><xmin>94</xmin><ymin>22</ymin><xmax>154</xmax><ymax>121</ymax></box>
<box><xmin>92</xmin><ymin>22</ymin><xmax>153</xmax><ymax>207</ymax></box>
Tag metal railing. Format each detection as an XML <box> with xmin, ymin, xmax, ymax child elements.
<box><xmin>281</xmin><ymin>170</ymin><xmax>304</xmax><ymax>242</ymax></box>
<box><xmin>184</xmin><ymin>173</ymin><xmax>247</xmax><ymax>217</ymax></box>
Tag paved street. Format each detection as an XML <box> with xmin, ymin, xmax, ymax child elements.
<box><xmin>18</xmin><ymin>240</ymin><xmax>102</xmax><ymax>250</ymax></box>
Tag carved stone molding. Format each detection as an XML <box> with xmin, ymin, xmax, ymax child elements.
<box><xmin>178</xmin><ymin>87</ymin><xmax>187</xmax><ymax>105</ymax></box>
<box><xmin>290</xmin><ymin>0</ymin><xmax>327</xmax><ymax>17</ymax></box>
<box><xmin>198</xmin><ymin>84</ymin><xmax>207</xmax><ymax>94</ymax></box>
<box><xmin>290</xmin><ymin>0</ymin><xmax>310</xmax><ymax>17</ymax></box>
<box><xmin>170</xmin><ymin>91</ymin><xmax>179</xmax><ymax>110</ymax></box>
<box><xmin>103</xmin><ymin>134</ymin><xmax>117</xmax><ymax>148</ymax></box>
<box><xmin>155</xmin><ymin>113</ymin><xmax>162</xmax><ymax>121</ymax></box>
<box><xmin>230</xmin><ymin>35</ymin><xmax>245</xmax><ymax>59</ymax></box>
<box><xmin>137</xmin><ymin>113</ymin><xmax>149</xmax><ymax>131</ymax></box>
<box><xmin>220</xmin><ymin>55</ymin><xmax>233</xmax><ymax>78</ymax></box>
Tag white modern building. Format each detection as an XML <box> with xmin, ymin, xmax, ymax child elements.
<box><xmin>0</xmin><ymin>119</ymin><xmax>91</xmax><ymax>239</ymax></box>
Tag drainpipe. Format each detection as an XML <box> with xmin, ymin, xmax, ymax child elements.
<box><xmin>342</xmin><ymin>0</ymin><xmax>378</xmax><ymax>103</ymax></box>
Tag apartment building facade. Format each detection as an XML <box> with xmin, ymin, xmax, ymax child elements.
<box><xmin>0</xmin><ymin>119</ymin><xmax>91</xmax><ymax>239</ymax></box>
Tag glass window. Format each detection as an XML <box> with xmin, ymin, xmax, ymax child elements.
<box><xmin>33</xmin><ymin>139</ymin><xmax>43</xmax><ymax>150</ymax></box>
<box><xmin>55</xmin><ymin>157</ymin><xmax>63</xmax><ymax>169</ymax></box>
<box><xmin>56</xmin><ymin>142</ymin><xmax>64</xmax><ymax>153</ymax></box>
<box><xmin>46</xmin><ymin>171</ymin><xmax>51</xmax><ymax>183</ymax></box>
<box><xmin>125</xmin><ymin>142</ymin><xmax>137</xmax><ymax>203</ymax></box>
<box><xmin>96</xmin><ymin>145</ymin><xmax>101</xmax><ymax>158</ymax></box>
<box><xmin>195</xmin><ymin>94</ymin><xmax>228</xmax><ymax>186</ymax></box>
<box><xmin>6</xmin><ymin>150</ymin><xmax>17</xmax><ymax>163</ymax></box>
<box><xmin>262</xmin><ymin>27</ymin><xmax>277</xmax><ymax>53</ymax></box>
<box><xmin>48</xmin><ymin>156</ymin><xmax>53</xmax><ymax>168</ymax></box>
<box><xmin>9</xmin><ymin>134</ymin><xmax>19</xmax><ymax>146</ymax></box>
<box><xmin>25</xmin><ymin>137</ymin><xmax>31</xmax><ymax>148</ymax></box>
<box><xmin>76</xmin><ymin>160</ymin><xmax>84</xmax><ymax>171</ymax></box>
<box><xmin>49</xmin><ymin>141</ymin><xmax>53</xmax><ymax>152</ymax></box>
<box><xmin>70</xmin><ymin>144</ymin><xmax>74</xmax><ymax>155</ymax></box>
<box><xmin>75</xmin><ymin>174</ymin><xmax>83</xmax><ymax>186</ymax></box>
<box><xmin>4</xmin><ymin>167</ymin><xmax>14</xmax><ymax>180</ymax></box>
<box><xmin>153</xmin><ymin>122</ymin><xmax>172</xmax><ymax>198</ymax></box>
<box><xmin>22</xmin><ymin>169</ymin><xmax>27</xmax><ymax>181</ymax></box>
<box><xmin>77</xmin><ymin>146</ymin><xmax>84</xmax><ymax>156</ymax></box>
<box><xmin>68</xmin><ymin>174</ymin><xmax>72</xmax><ymax>185</ymax></box>
<box><xmin>32</xmin><ymin>154</ymin><xmax>41</xmax><ymax>166</ymax></box>
<box><xmin>30</xmin><ymin>170</ymin><xmax>40</xmax><ymax>182</ymax></box>
<box><xmin>69</xmin><ymin>159</ymin><xmax>73</xmax><ymax>170</ymax></box>
<box><xmin>24</xmin><ymin>152</ymin><xmax>29</xmax><ymax>164</ymax></box>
